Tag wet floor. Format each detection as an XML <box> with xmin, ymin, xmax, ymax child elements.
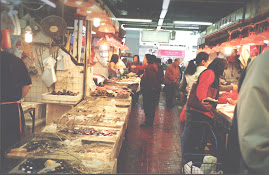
<box><xmin>117</xmin><ymin>92</ymin><xmax>185</xmax><ymax>174</ymax></box>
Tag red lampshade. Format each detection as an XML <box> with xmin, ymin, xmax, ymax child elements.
<box><xmin>196</xmin><ymin>48</ymin><xmax>203</xmax><ymax>54</ymax></box>
<box><xmin>240</xmin><ymin>32</ymin><xmax>257</xmax><ymax>45</ymax></box>
<box><xmin>97</xmin><ymin>37</ymin><xmax>110</xmax><ymax>46</ymax></box>
<box><xmin>64</xmin><ymin>0</ymin><xmax>94</xmax><ymax>8</ymax></box>
<box><xmin>202</xmin><ymin>46</ymin><xmax>212</xmax><ymax>54</ymax></box>
<box><xmin>98</xmin><ymin>24</ymin><xmax>115</xmax><ymax>34</ymax></box>
<box><xmin>254</xmin><ymin>31</ymin><xmax>269</xmax><ymax>45</ymax></box>
<box><xmin>212</xmin><ymin>44</ymin><xmax>221</xmax><ymax>52</ymax></box>
<box><xmin>121</xmin><ymin>45</ymin><xmax>129</xmax><ymax>51</ymax></box>
<box><xmin>230</xmin><ymin>35</ymin><xmax>243</xmax><ymax>48</ymax></box>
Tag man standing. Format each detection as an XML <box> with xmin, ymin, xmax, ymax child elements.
<box><xmin>0</xmin><ymin>33</ymin><xmax>32</xmax><ymax>170</ymax></box>
<box><xmin>164</xmin><ymin>58</ymin><xmax>181</xmax><ymax>107</ymax></box>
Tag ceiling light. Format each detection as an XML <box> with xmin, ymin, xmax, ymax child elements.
<box><xmin>91</xmin><ymin>31</ymin><xmax>96</xmax><ymax>34</ymax></box>
<box><xmin>86</xmin><ymin>10</ymin><xmax>92</xmax><ymax>14</ymax></box>
<box><xmin>175</xmin><ymin>26</ymin><xmax>199</xmax><ymax>29</ymax></box>
<box><xmin>25</xmin><ymin>26</ymin><xmax>32</xmax><ymax>43</ymax></box>
<box><xmin>75</xmin><ymin>1</ymin><xmax>82</xmax><ymax>5</ymax></box>
<box><xmin>158</xmin><ymin>19</ymin><xmax>164</xmax><ymax>26</ymax></box>
<box><xmin>162</xmin><ymin>0</ymin><xmax>170</xmax><ymax>9</ymax></box>
<box><xmin>93</xmin><ymin>18</ymin><xmax>100</xmax><ymax>27</ymax></box>
<box><xmin>112</xmin><ymin>18</ymin><xmax>152</xmax><ymax>22</ymax></box>
<box><xmin>174</xmin><ymin>21</ymin><xmax>212</xmax><ymax>25</ymax></box>
<box><xmin>124</xmin><ymin>27</ymin><xmax>153</xmax><ymax>31</ymax></box>
<box><xmin>160</xmin><ymin>9</ymin><xmax>167</xmax><ymax>18</ymax></box>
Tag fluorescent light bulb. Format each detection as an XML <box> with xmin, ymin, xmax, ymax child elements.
<box><xmin>158</xmin><ymin>19</ymin><xmax>164</xmax><ymax>26</ymax></box>
<box><xmin>75</xmin><ymin>1</ymin><xmax>82</xmax><ymax>5</ymax></box>
<box><xmin>25</xmin><ymin>32</ymin><xmax>32</xmax><ymax>43</ymax></box>
<box><xmin>162</xmin><ymin>0</ymin><xmax>170</xmax><ymax>9</ymax></box>
<box><xmin>124</xmin><ymin>27</ymin><xmax>153</xmax><ymax>31</ymax></box>
<box><xmin>112</xmin><ymin>18</ymin><xmax>152</xmax><ymax>22</ymax></box>
<box><xmin>174</xmin><ymin>21</ymin><xmax>212</xmax><ymax>25</ymax></box>
<box><xmin>93</xmin><ymin>18</ymin><xmax>100</xmax><ymax>27</ymax></box>
<box><xmin>175</xmin><ymin>26</ymin><xmax>200</xmax><ymax>29</ymax></box>
<box><xmin>160</xmin><ymin>9</ymin><xmax>167</xmax><ymax>18</ymax></box>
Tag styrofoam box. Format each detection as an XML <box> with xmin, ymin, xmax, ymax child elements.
<box><xmin>41</xmin><ymin>93</ymin><xmax>82</xmax><ymax>104</ymax></box>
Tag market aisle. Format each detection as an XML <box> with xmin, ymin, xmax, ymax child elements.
<box><xmin>117</xmin><ymin>92</ymin><xmax>184</xmax><ymax>174</ymax></box>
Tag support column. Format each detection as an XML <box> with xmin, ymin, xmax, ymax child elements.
<box><xmin>83</xmin><ymin>20</ymin><xmax>92</xmax><ymax>98</ymax></box>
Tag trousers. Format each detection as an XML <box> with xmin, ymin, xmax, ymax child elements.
<box><xmin>142</xmin><ymin>89</ymin><xmax>157</xmax><ymax>125</ymax></box>
<box><xmin>182</xmin><ymin>107</ymin><xmax>214</xmax><ymax>164</ymax></box>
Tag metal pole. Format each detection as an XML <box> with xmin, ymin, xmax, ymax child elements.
<box><xmin>83</xmin><ymin>20</ymin><xmax>92</xmax><ymax>99</ymax></box>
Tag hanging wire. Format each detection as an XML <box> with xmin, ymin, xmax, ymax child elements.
<box><xmin>21</xmin><ymin>3</ymin><xmax>45</xmax><ymax>11</ymax></box>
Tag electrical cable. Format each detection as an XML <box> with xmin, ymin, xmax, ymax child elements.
<box><xmin>21</xmin><ymin>3</ymin><xmax>45</xmax><ymax>11</ymax></box>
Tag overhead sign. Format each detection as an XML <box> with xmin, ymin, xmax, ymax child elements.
<box><xmin>158</xmin><ymin>50</ymin><xmax>185</xmax><ymax>57</ymax></box>
<box><xmin>141</xmin><ymin>30</ymin><xmax>170</xmax><ymax>43</ymax></box>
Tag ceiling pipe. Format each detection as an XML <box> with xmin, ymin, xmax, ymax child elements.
<box><xmin>157</xmin><ymin>0</ymin><xmax>170</xmax><ymax>30</ymax></box>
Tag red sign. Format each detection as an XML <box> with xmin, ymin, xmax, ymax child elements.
<box><xmin>158</xmin><ymin>50</ymin><xmax>185</xmax><ymax>57</ymax></box>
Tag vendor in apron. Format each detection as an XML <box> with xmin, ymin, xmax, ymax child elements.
<box><xmin>0</xmin><ymin>33</ymin><xmax>32</xmax><ymax>170</ymax></box>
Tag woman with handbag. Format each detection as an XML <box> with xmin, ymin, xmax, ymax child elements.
<box><xmin>182</xmin><ymin>58</ymin><xmax>228</xmax><ymax>163</ymax></box>
<box><xmin>179</xmin><ymin>52</ymin><xmax>210</xmax><ymax>122</ymax></box>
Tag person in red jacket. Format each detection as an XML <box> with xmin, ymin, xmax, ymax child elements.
<box><xmin>164</xmin><ymin>58</ymin><xmax>182</xmax><ymax>108</ymax></box>
<box><xmin>182</xmin><ymin>58</ymin><xmax>228</xmax><ymax>164</ymax></box>
<box><xmin>140</xmin><ymin>54</ymin><xmax>158</xmax><ymax>127</ymax></box>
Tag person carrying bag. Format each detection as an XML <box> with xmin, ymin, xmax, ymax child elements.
<box><xmin>182</xmin><ymin>58</ymin><xmax>228</xmax><ymax>163</ymax></box>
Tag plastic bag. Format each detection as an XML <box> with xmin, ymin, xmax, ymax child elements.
<box><xmin>183</xmin><ymin>161</ymin><xmax>204</xmax><ymax>174</ymax></box>
<box><xmin>42</xmin><ymin>56</ymin><xmax>57</xmax><ymax>87</ymax></box>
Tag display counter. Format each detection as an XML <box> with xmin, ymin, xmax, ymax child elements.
<box><xmin>7</xmin><ymin>82</ymin><xmax>133</xmax><ymax>174</ymax></box>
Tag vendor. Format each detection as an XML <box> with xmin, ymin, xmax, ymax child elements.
<box><xmin>0</xmin><ymin>34</ymin><xmax>32</xmax><ymax>169</ymax></box>
<box><xmin>108</xmin><ymin>54</ymin><xmax>119</xmax><ymax>78</ymax></box>
<box><xmin>128</xmin><ymin>55</ymin><xmax>142</xmax><ymax>74</ymax></box>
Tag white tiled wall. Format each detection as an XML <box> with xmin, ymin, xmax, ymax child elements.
<box><xmin>25</xmin><ymin>45</ymin><xmax>84</xmax><ymax>102</ymax></box>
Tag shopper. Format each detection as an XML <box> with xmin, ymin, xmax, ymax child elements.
<box><xmin>128</xmin><ymin>55</ymin><xmax>142</xmax><ymax>74</ymax></box>
<box><xmin>235</xmin><ymin>50</ymin><xmax>269</xmax><ymax>173</ymax></box>
<box><xmin>140</xmin><ymin>54</ymin><xmax>158</xmax><ymax>127</ymax></box>
<box><xmin>0</xmin><ymin>33</ymin><xmax>32</xmax><ymax>169</ymax></box>
<box><xmin>153</xmin><ymin>57</ymin><xmax>164</xmax><ymax>104</ymax></box>
<box><xmin>127</xmin><ymin>55</ymin><xmax>142</xmax><ymax>105</ymax></box>
<box><xmin>164</xmin><ymin>58</ymin><xmax>181</xmax><ymax>108</ymax></box>
<box><xmin>182</xmin><ymin>58</ymin><xmax>228</xmax><ymax>163</ymax></box>
<box><xmin>179</xmin><ymin>52</ymin><xmax>210</xmax><ymax>121</ymax></box>
<box><xmin>108</xmin><ymin>54</ymin><xmax>119</xmax><ymax>78</ymax></box>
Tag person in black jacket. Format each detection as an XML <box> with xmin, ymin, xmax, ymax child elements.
<box><xmin>0</xmin><ymin>33</ymin><xmax>32</xmax><ymax>170</ymax></box>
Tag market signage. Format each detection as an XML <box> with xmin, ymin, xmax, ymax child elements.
<box><xmin>158</xmin><ymin>50</ymin><xmax>185</xmax><ymax>57</ymax></box>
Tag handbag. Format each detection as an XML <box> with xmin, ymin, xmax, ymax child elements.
<box><xmin>187</xmin><ymin>71</ymin><xmax>218</xmax><ymax>112</ymax></box>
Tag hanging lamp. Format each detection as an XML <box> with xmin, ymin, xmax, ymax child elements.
<box><xmin>240</xmin><ymin>32</ymin><xmax>257</xmax><ymax>45</ymax></box>
<box><xmin>230</xmin><ymin>35</ymin><xmax>243</xmax><ymax>49</ymax></box>
<box><xmin>64</xmin><ymin>0</ymin><xmax>94</xmax><ymax>8</ymax></box>
<box><xmin>98</xmin><ymin>24</ymin><xmax>115</xmax><ymax>34</ymax></box>
<box><xmin>121</xmin><ymin>45</ymin><xmax>129</xmax><ymax>51</ymax></box>
<box><xmin>202</xmin><ymin>45</ymin><xmax>212</xmax><ymax>54</ymax></box>
<box><xmin>196</xmin><ymin>47</ymin><xmax>203</xmax><ymax>54</ymax></box>
<box><xmin>253</xmin><ymin>29</ymin><xmax>269</xmax><ymax>45</ymax></box>
<box><xmin>212</xmin><ymin>44</ymin><xmax>221</xmax><ymax>52</ymax></box>
<box><xmin>97</xmin><ymin>37</ymin><xmax>110</xmax><ymax>46</ymax></box>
